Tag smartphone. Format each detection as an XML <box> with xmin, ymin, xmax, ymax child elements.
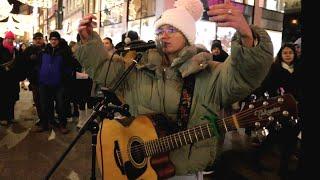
<box><xmin>207</xmin><ymin>0</ymin><xmax>245</xmax><ymax>13</ymax></box>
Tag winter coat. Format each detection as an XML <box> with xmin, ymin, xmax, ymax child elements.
<box><xmin>75</xmin><ymin>25</ymin><xmax>274</xmax><ymax>175</ymax></box>
<box><xmin>212</xmin><ymin>49</ymin><xmax>229</xmax><ymax>62</ymax></box>
<box><xmin>254</xmin><ymin>60</ymin><xmax>302</xmax><ymax>102</ymax></box>
<box><xmin>0</xmin><ymin>38</ymin><xmax>26</xmax><ymax>101</ymax></box>
<box><xmin>23</xmin><ymin>44</ymin><xmax>46</xmax><ymax>86</ymax></box>
<box><xmin>38</xmin><ymin>43</ymin><xmax>74</xmax><ymax>87</ymax></box>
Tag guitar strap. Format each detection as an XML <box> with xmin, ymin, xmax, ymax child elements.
<box><xmin>176</xmin><ymin>74</ymin><xmax>196</xmax><ymax>130</ymax></box>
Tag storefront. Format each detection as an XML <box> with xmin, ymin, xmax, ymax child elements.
<box><xmin>62</xmin><ymin>10</ymin><xmax>83</xmax><ymax>43</ymax></box>
<box><xmin>98</xmin><ymin>0</ymin><xmax>283</xmax><ymax>54</ymax></box>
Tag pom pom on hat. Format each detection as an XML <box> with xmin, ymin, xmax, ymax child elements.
<box><xmin>174</xmin><ymin>0</ymin><xmax>204</xmax><ymax>21</ymax></box>
<box><xmin>5</xmin><ymin>31</ymin><xmax>15</xmax><ymax>39</ymax></box>
<box><xmin>154</xmin><ymin>0</ymin><xmax>204</xmax><ymax>45</ymax></box>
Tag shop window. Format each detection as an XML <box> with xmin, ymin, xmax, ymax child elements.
<box><xmin>100</xmin><ymin>0</ymin><xmax>125</xmax><ymax>26</ymax></box>
<box><xmin>128</xmin><ymin>16</ymin><xmax>157</xmax><ymax>42</ymax></box>
<box><xmin>263</xmin><ymin>0</ymin><xmax>285</xmax><ymax>12</ymax></box>
<box><xmin>128</xmin><ymin>0</ymin><xmax>156</xmax><ymax>21</ymax></box>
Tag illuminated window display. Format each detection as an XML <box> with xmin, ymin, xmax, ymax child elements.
<box><xmin>266</xmin><ymin>29</ymin><xmax>282</xmax><ymax>57</ymax></box>
<box><xmin>100</xmin><ymin>0</ymin><xmax>125</xmax><ymax>26</ymax></box>
<box><xmin>216</xmin><ymin>27</ymin><xmax>236</xmax><ymax>54</ymax></box>
<box><xmin>128</xmin><ymin>16</ymin><xmax>156</xmax><ymax>42</ymax></box>
<box><xmin>128</xmin><ymin>0</ymin><xmax>156</xmax><ymax>21</ymax></box>
<box><xmin>195</xmin><ymin>20</ymin><xmax>216</xmax><ymax>51</ymax></box>
<box><xmin>127</xmin><ymin>0</ymin><xmax>156</xmax><ymax>42</ymax></box>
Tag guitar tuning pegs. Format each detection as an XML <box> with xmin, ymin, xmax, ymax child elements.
<box><xmin>261</xmin><ymin>127</ymin><xmax>269</xmax><ymax>137</ymax></box>
<box><xmin>277</xmin><ymin>97</ymin><xmax>284</xmax><ymax>103</ymax></box>
<box><xmin>264</xmin><ymin>91</ymin><xmax>270</xmax><ymax>99</ymax></box>
<box><xmin>250</xmin><ymin>94</ymin><xmax>257</xmax><ymax>102</ymax></box>
<box><xmin>274</xmin><ymin>121</ymin><xmax>282</xmax><ymax>131</ymax></box>
<box><xmin>254</xmin><ymin>122</ymin><xmax>261</xmax><ymax>129</ymax></box>
<box><xmin>249</xmin><ymin>104</ymin><xmax>255</xmax><ymax>109</ymax></box>
<box><xmin>289</xmin><ymin>116</ymin><xmax>299</xmax><ymax>126</ymax></box>
<box><xmin>268</xmin><ymin>116</ymin><xmax>274</xmax><ymax>122</ymax></box>
<box><xmin>282</xmin><ymin>110</ymin><xmax>289</xmax><ymax>117</ymax></box>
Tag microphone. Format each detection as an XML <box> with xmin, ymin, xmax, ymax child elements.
<box><xmin>116</xmin><ymin>40</ymin><xmax>156</xmax><ymax>52</ymax></box>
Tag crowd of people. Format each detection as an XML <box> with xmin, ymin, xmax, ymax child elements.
<box><xmin>0</xmin><ymin>0</ymin><xmax>302</xmax><ymax>179</ymax></box>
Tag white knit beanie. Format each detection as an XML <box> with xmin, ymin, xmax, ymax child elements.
<box><xmin>154</xmin><ymin>0</ymin><xmax>204</xmax><ymax>45</ymax></box>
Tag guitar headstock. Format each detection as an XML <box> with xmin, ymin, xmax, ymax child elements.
<box><xmin>239</xmin><ymin>93</ymin><xmax>299</xmax><ymax>137</ymax></box>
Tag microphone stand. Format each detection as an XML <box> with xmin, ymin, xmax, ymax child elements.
<box><xmin>44</xmin><ymin>53</ymin><xmax>143</xmax><ymax>180</ymax></box>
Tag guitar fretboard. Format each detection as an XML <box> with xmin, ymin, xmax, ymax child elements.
<box><xmin>144</xmin><ymin>123</ymin><xmax>213</xmax><ymax>157</ymax></box>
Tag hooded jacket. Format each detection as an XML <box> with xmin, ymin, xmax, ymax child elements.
<box><xmin>75</xmin><ymin>25</ymin><xmax>274</xmax><ymax>175</ymax></box>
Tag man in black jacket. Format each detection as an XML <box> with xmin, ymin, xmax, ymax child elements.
<box><xmin>24</xmin><ymin>32</ymin><xmax>46</xmax><ymax>128</ymax></box>
<box><xmin>32</xmin><ymin>31</ymin><xmax>73</xmax><ymax>134</ymax></box>
<box><xmin>211</xmin><ymin>39</ymin><xmax>229</xmax><ymax>62</ymax></box>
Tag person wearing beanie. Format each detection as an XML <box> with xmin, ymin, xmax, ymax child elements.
<box><xmin>29</xmin><ymin>30</ymin><xmax>73</xmax><ymax>134</ymax></box>
<box><xmin>210</xmin><ymin>39</ymin><xmax>229</xmax><ymax>62</ymax></box>
<box><xmin>76</xmin><ymin>0</ymin><xmax>274</xmax><ymax>179</ymax></box>
<box><xmin>0</xmin><ymin>31</ymin><xmax>26</xmax><ymax>126</ymax></box>
<box><xmin>49</xmin><ymin>31</ymin><xmax>61</xmax><ymax>40</ymax></box>
<box><xmin>33</xmin><ymin>32</ymin><xmax>44</xmax><ymax>40</ymax></box>
<box><xmin>22</xmin><ymin>32</ymin><xmax>46</xmax><ymax>128</ymax></box>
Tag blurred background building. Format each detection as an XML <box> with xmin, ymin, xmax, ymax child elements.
<box><xmin>0</xmin><ymin>0</ymin><xmax>301</xmax><ymax>55</ymax></box>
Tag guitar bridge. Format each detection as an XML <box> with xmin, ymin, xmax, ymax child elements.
<box><xmin>114</xmin><ymin>141</ymin><xmax>125</xmax><ymax>175</ymax></box>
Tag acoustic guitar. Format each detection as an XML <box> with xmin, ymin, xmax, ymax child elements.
<box><xmin>96</xmin><ymin>93</ymin><xmax>298</xmax><ymax>180</ymax></box>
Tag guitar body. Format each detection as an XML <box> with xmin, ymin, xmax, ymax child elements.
<box><xmin>96</xmin><ymin>94</ymin><xmax>299</xmax><ymax>180</ymax></box>
<box><xmin>96</xmin><ymin>114</ymin><xmax>175</xmax><ymax>180</ymax></box>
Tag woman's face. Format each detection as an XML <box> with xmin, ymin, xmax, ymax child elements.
<box><xmin>156</xmin><ymin>25</ymin><xmax>187</xmax><ymax>55</ymax></box>
<box><xmin>281</xmin><ymin>47</ymin><xmax>294</xmax><ymax>65</ymax></box>
<box><xmin>21</xmin><ymin>44</ymin><xmax>27</xmax><ymax>51</ymax></box>
<box><xmin>103</xmin><ymin>39</ymin><xmax>113</xmax><ymax>51</ymax></box>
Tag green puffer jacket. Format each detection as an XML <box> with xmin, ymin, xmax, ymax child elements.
<box><xmin>75</xmin><ymin>25</ymin><xmax>273</xmax><ymax>175</ymax></box>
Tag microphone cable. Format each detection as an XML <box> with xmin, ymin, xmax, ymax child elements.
<box><xmin>100</xmin><ymin>50</ymin><xmax>117</xmax><ymax>180</ymax></box>
<box><xmin>99</xmin><ymin>118</ymin><xmax>105</xmax><ymax>180</ymax></box>
<box><xmin>103</xmin><ymin>51</ymin><xmax>117</xmax><ymax>89</ymax></box>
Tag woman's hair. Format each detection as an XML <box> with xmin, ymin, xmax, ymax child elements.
<box><xmin>275</xmin><ymin>43</ymin><xmax>298</xmax><ymax>65</ymax></box>
<box><xmin>103</xmin><ymin>37</ymin><xmax>114</xmax><ymax>47</ymax></box>
<box><xmin>19</xmin><ymin>42</ymin><xmax>28</xmax><ymax>52</ymax></box>
<box><xmin>69</xmin><ymin>41</ymin><xmax>76</xmax><ymax>48</ymax></box>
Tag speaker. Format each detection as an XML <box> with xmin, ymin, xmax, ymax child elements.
<box><xmin>124</xmin><ymin>31</ymin><xmax>131</xmax><ymax>45</ymax></box>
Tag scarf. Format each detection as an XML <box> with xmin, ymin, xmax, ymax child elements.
<box><xmin>281</xmin><ymin>62</ymin><xmax>294</xmax><ymax>74</ymax></box>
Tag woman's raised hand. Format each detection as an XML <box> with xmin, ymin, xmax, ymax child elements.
<box><xmin>207</xmin><ymin>0</ymin><xmax>254</xmax><ymax>47</ymax></box>
<box><xmin>78</xmin><ymin>14</ymin><xmax>97</xmax><ymax>43</ymax></box>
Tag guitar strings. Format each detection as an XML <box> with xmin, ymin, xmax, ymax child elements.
<box><xmin>116</xmin><ymin>99</ymin><xmax>287</xmax><ymax>157</ymax></box>
<box><xmin>118</xmin><ymin>102</ymin><xmax>278</xmax><ymax>155</ymax></box>
<box><xmin>117</xmin><ymin>124</ymin><xmax>211</xmax><ymax>156</ymax></box>
<box><xmin>216</xmin><ymin>101</ymin><xmax>282</xmax><ymax>128</ymax></box>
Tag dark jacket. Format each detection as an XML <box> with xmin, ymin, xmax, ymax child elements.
<box><xmin>0</xmin><ymin>37</ymin><xmax>26</xmax><ymax>101</ymax></box>
<box><xmin>38</xmin><ymin>43</ymin><xmax>74</xmax><ymax>87</ymax></box>
<box><xmin>212</xmin><ymin>49</ymin><xmax>229</xmax><ymax>62</ymax></box>
<box><xmin>23</xmin><ymin>43</ymin><xmax>46</xmax><ymax>85</ymax></box>
<box><xmin>254</xmin><ymin>60</ymin><xmax>302</xmax><ymax>102</ymax></box>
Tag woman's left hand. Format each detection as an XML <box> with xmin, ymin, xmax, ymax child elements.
<box><xmin>207</xmin><ymin>0</ymin><xmax>254</xmax><ymax>47</ymax></box>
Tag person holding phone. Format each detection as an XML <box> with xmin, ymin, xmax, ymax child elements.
<box><xmin>75</xmin><ymin>0</ymin><xmax>273</xmax><ymax>179</ymax></box>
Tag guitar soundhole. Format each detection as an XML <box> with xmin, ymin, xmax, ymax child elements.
<box><xmin>128</xmin><ymin>137</ymin><xmax>146</xmax><ymax>168</ymax></box>
<box><xmin>131</xmin><ymin>141</ymin><xmax>144</xmax><ymax>163</ymax></box>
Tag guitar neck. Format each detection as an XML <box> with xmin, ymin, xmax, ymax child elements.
<box><xmin>144</xmin><ymin>123</ymin><xmax>219</xmax><ymax>157</ymax></box>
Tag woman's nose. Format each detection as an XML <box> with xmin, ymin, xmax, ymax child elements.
<box><xmin>160</xmin><ymin>32</ymin><xmax>170</xmax><ymax>39</ymax></box>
